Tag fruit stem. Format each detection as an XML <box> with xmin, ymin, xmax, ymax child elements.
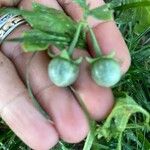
<box><xmin>88</xmin><ymin>25</ymin><xmax>102</xmax><ymax>57</ymax></box>
<box><xmin>26</xmin><ymin>52</ymin><xmax>49</xmax><ymax>119</ymax></box>
<box><xmin>68</xmin><ymin>22</ymin><xmax>83</xmax><ymax>56</ymax></box>
<box><xmin>69</xmin><ymin>86</ymin><xmax>96</xmax><ymax>150</ymax></box>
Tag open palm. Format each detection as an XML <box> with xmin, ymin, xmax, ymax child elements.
<box><xmin>0</xmin><ymin>0</ymin><xmax>131</xmax><ymax>149</ymax></box>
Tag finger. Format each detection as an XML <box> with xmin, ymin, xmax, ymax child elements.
<box><xmin>0</xmin><ymin>0</ymin><xmax>21</xmax><ymax>7</ymax></box>
<box><xmin>0</xmin><ymin>51</ymin><xmax>58</xmax><ymax>150</ymax></box>
<box><xmin>57</xmin><ymin>0</ymin><xmax>105</xmax><ymax>26</ymax></box>
<box><xmin>19</xmin><ymin>0</ymin><xmax>62</xmax><ymax>10</ymax></box>
<box><xmin>1</xmin><ymin>0</ymin><xmax>89</xmax><ymax>143</ymax></box>
<box><xmin>57</xmin><ymin>0</ymin><xmax>131</xmax><ymax>73</ymax></box>
<box><xmin>73</xmin><ymin>49</ymin><xmax>114</xmax><ymax>120</ymax></box>
<box><xmin>56</xmin><ymin>0</ymin><xmax>130</xmax><ymax>120</ymax></box>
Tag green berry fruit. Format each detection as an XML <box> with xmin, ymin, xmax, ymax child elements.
<box><xmin>91</xmin><ymin>58</ymin><xmax>121</xmax><ymax>87</ymax></box>
<box><xmin>48</xmin><ymin>57</ymin><xmax>79</xmax><ymax>87</ymax></box>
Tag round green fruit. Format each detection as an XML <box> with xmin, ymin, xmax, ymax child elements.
<box><xmin>91</xmin><ymin>58</ymin><xmax>121</xmax><ymax>87</ymax></box>
<box><xmin>48</xmin><ymin>57</ymin><xmax>79</xmax><ymax>87</ymax></box>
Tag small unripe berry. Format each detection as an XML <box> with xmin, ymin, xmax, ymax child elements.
<box><xmin>48</xmin><ymin>57</ymin><xmax>79</xmax><ymax>87</ymax></box>
<box><xmin>91</xmin><ymin>58</ymin><xmax>121</xmax><ymax>87</ymax></box>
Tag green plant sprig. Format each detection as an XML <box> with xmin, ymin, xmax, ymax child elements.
<box><xmin>83</xmin><ymin>23</ymin><xmax>121</xmax><ymax>87</ymax></box>
<box><xmin>1</xmin><ymin>1</ymin><xmax>150</xmax><ymax>150</ymax></box>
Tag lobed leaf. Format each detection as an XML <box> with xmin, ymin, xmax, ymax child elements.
<box><xmin>97</xmin><ymin>94</ymin><xmax>150</xmax><ymax>140</ymax></box>
<box><xmin>0</xmin><ymin>3</ymin><xmax>77</xmax><ymax>36</ymax></box>
<box><xmin>0</xmin><ymin>3</ymin><xmax>86</xmax><ymax>50</ymax></box>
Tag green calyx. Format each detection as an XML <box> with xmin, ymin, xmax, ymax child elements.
<box><xmin>85</xmin><ymin>56</ymin><xmax>100</xmax><ymax>64</ymax></box>
<box><xmin>85</xmin><ymin>51</ymin><xmax>116</xmax><ymax>64</ymax></box>
<box><xmin>48</xmin><ymin>49</ymin><xmax>83</xmax><ymax>65</ymax></box>
<box><xmin>57</xmin><ymin>50</ymin><xmax>83</xmax><ymax>65</ymax></box>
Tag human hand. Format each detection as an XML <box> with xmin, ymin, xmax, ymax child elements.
<box><xmin>0</xmin><ymin>0</ymin><xmax>131</xmax><ymax>149</ymax></box>
<box><xmin>0</xmin><ymin>0</ymin><xmax>20</xmax><ymax>6</ymax></box>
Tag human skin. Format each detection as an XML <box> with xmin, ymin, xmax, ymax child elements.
<box><xmin>0</xmin><ymin>0</ymin><xmax>131</xmax><ymax>149</ymax></box>
<box><xmin>0</xmin><ymin>0</ymin><xmax>20</xmax><ymax>6</ymax></box>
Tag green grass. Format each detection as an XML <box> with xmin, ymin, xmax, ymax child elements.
<box><xmin>1</xmin><ymin>0</ymin><xmax>150</xmax><ymax>149</ymax></box>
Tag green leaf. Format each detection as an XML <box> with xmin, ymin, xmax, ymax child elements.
<box><xmin>22</xmin><ymin>39</ymin><xmax>49</xmax><ymax>52</ymax></box>
<box><xmin>90</xmin><ymin>3</ymin><xmax>114</xmax><ymax>21</ymax></box>
<box><xmin>21</xmin><ymin>29</ymin><xmax>69</xmax><ymax>52</ymax></box>
<box><xmin>0</xmin><ymin>3</ymin><xmax>77</xmax><ymax>36</ymax></box>
<box><xmin>97</xmin><ymin>94</ymin><xmax>150</xmax><ymax>140</ymax></box>
<box><xmin>0</xmin><ymin>3</ymin><xmax>86</xmax><ymax>49</ymax></box>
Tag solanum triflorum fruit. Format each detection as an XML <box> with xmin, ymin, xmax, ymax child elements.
<box><xmin>86</xmin><ymin>57</ymin><xmax>121</xmax><ymax>87</ymax></box>
<box><xmin>87</xmin><ymin>25</ymin><xmax>121</xmax><ymax>87</ymax></box>
<box><xmin>48</xmin><ymin>50</ymin><xmax>82</xmax><ymax>87</ymax></box>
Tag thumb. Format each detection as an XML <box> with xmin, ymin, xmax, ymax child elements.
<box><xmin>0</xmin><ymin>0</ymin><xmax>21</xmax><ymax>7</ymax></box>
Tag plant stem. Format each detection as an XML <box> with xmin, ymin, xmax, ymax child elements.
<box><xmin>69</xmin><ymin>86</ymin><xmax>92</xmax><ymax>124</ymax></box>
<box><xmin>26</xmin><ymin>52</ymin><xmax>49</xmax><ymax>119</ymax></box>
<box><xmin>68</xmin><ymin>23</ymin><xmax>83</xmax><ymax>56</ymax></box>
<box><xmin>69</xmin><ymin>86</ymin><xmax>96</xmax><ymax>150</ymax></box>
<box><xmin>117</xmin><ymin>133</ymin><xmax>123</xmax><ymax>150</ymax></box>
<box><xmin>88</xmin><ymin>25</ymin><xmax>102</xmax><ymax>57</ymax></box>
<box><xmin>58</xmin><ymin>141</ymin><xmax>68</xmax><ymax>150</ymax></box>
<box><xmin>113</xmin><ymin>1</ymin><xmax>150</xmax><ymax>11</ymax></box>
<box><xmin>83</xmin><ymin>121</ymin><xmax>96</xmax><ymax>150</ymax></box>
